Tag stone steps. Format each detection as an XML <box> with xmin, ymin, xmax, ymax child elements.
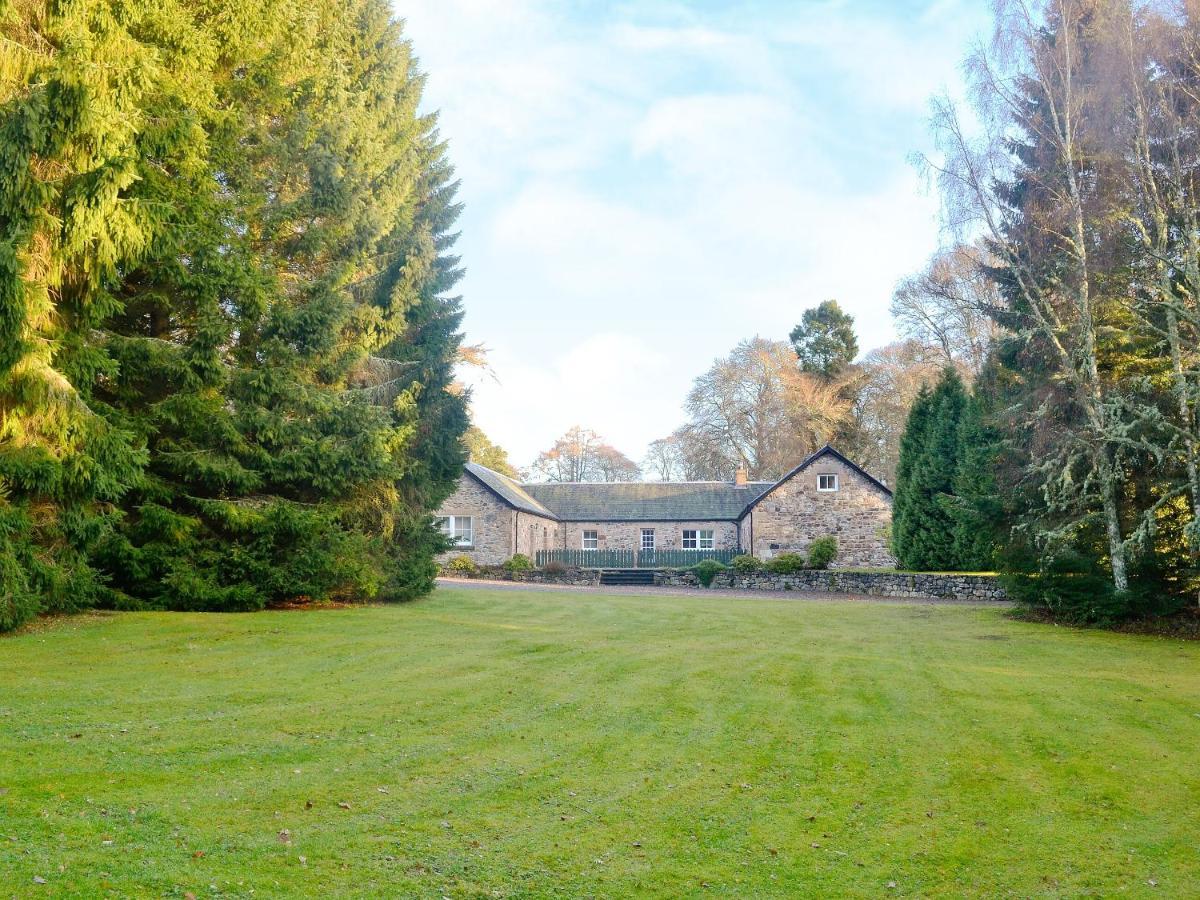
<box><xmin>598</xmin><ymin>569</ymin><xmax>657</xmax><ymax>586</ymax></box>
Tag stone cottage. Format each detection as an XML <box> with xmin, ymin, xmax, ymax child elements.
<box><xmin>435</xmin><ymin>445</ymin><xmax>895</xmax><ymax>568</ymax></box>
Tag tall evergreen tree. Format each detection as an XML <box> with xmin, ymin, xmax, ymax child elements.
<box><xmin>789</xmin><ymin>300</ymin><xmax>859</xmax><ymax>377</ymax></box>
<box><xmin>0</xmin><ymin>0</ymin><xmax>207</xmax><ymax>628</ymax></box>
<box><xmin>892</xmin><ymin>369</ymin><xmax>968</xmax><ymax>570</ymax></box>
<box><xmin>0</xmin><ymin>0</ymin><xmax>466</xmax><ymax>629</ymax></box>
<box><xmin>949</xmin><ymin>392</ymin><xmax>1001</xmax><ymax>570</ymax></box>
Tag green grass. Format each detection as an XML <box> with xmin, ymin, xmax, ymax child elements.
<box><xmin>2</xmin><ymin>588</ymin><xmax>1198</xmax><ymax>898</ymax></box>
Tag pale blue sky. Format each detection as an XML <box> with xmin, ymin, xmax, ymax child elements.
<box><xmin>400</xmin><ymin>0</ymin><xmax>991</xmax><ymax>468</ymax></box>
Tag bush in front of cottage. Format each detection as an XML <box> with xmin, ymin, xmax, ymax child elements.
<box><xmin>692</xmin><ymin>559</ymin><xmax>727</xmax><ymax>587</ymax></box>
<box><xmin>444</xmin><ymin>555</ymin><xmax>478</xmax><ymax>575</ymax></box>
<box><xmin>764</xmin><ymin>553</ymin><xmax>806</xmax><ymax>574</ymax></box>
<box><xmin>503</xmin><ymin>554</ymin><xmax>533</xmax><ymax>573</ymax></box>
<box><xmin>730</xmin><ymin>554</ymin><xmax>763</xmax><ymax>574</ymax></box>
<box><xmin>806</xmin><ymin>537</ymin><xmax>838</xmax><ymax>570</ymax></box>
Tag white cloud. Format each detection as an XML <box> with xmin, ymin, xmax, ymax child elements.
<box><xmin>398</xmin><ymin>0</ymin><xmax>988</xmax><ymax>464</ymax></box>
<box><xmin>462</xmin><ymin>333</ymin><xmax>679</xmax><ymax>468</ymax></box>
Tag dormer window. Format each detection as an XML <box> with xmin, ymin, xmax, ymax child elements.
<box><xmin>818</xmin><ymin>473</ymin><xmax>839</xmax><ymax>492</ymax></box>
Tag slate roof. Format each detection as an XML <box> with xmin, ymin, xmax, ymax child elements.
<box><xmin>463</xmin><ymin>445</ymin><xmax>889</xmax><ymax>522</ymax></box>
<box><xmin>521</xmin><ymin>480</ymin><xmax>774</xmax><ymax>521</ymax></box>
<box><xmin>464</xmin><ymin>463</ymin><xmax>557</xmax><ymax>518</ymax></box>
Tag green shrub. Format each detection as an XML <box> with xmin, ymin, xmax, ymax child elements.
<box><xmin>730</xmin><ymin>554</ymin><xmax>762</xmax><ymax>574</ymax></box>
<box><xmin>1001</xmin><ymin>571</ymin><xmax>1123</xmax><ymax>624</ymax></box>
<box><xmin>444</xmin><ymin>555</ymin><xmax>478</xmax><ymax>575</ymax></box>
<box><xmin>542</xmin><ymin>560</ymin><xmax>567</xmax><ymax>575</ymax></box>
<box><xmin>503</xmin><ymin>554</ymin><xmax>533</xmax><ymax>573</ymax></box>
<box><xmin>806</xmin><ymin>537</ymin><xmax>838</xmax><ymax>570</ymax></box>
<box><xmin>765</xmin><ymin>553</ymin><xmax>806</xmax><ymax>575</ymax></box>
<box><xmin>691</xmin><ymin>559</ymin><xmax>727</xmax><ymax>587</ymax></box>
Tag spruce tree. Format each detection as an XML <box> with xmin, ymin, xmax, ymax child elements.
<box><xmin>949</xmin><ymin>393</ymin><xmax>1001</xmax><ymax>570</ymax></box>
<box><xmin>98</xmin><ymin>0</ymin><xmax>467</xmax><ymax>611</ymax></box>
<box><xmin>1</xmin><ymin>0</ymin><xmax>207</xmax><ymax>627</ymax></box>
<box><xmin>892</xmin><ymin>369</ymin><xmax>968</xmax><ymax>570</ymax></box>
<box><xmin>892</xmin><ymin>386</ymin><xmax>932</xmax><ymax>569</ymax></box>
<box><xmin>1</xmin><ymin>0</ymin><xmax>467</xmax><ymax>627</ymax></box>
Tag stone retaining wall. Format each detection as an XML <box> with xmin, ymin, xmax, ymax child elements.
<box><xmin>441</xmin><ymin>567</ymin><xmax>601</xmax><ymax>587</ymax></box>
<box><xmin>442</xmin><ymin>566</ymin><xmax>1007</xmax><ymax>601</ymax></box>
<box><xmin>655</xmin><ymin>569</ymin><xmax>1008</xmax><ymax>601</ymax></box>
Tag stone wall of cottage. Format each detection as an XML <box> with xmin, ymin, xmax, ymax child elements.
<box><xmin>434</xmin><ymin>475</ymin><xmax>512</xmax><ymax>566</ymax></box>
<box><xmin>513</xmin><ymin>510</ymin><xmax>561</xmax><ymax>559</ymax></box>
<box><xmin>559</xmin><ymin>520</ymin><xmax>739</xmax><ymax>552</ymax></box>
<box><xmin>742</xmin><ymin>456</ymin><xmax>895</xmax><ymax>568</ymax></box>
<box><xmin>435</xmin><ymin>475</ymin><xmax>560</xmax><ymax>565</ymax></box>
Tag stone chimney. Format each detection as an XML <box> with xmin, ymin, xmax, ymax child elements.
<box><xmin>734</xmin><ymin>465</ymin><xmax>748</xmax><ymax>487</ymax></box>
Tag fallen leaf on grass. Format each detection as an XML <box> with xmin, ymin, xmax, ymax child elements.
<box><xmin>33</xmin><ymin>876</ymin><xmax>47</xmax><ymax>884</ymax></box>
<box><xmin>337</xmin><ymin>802</ymin><xmax>351</xmax><ymax>810</ymax></box>
<box><xmin>278</xmin><ymin>830</ymin><xmax>291</xmax><ymax>844</ymax></box>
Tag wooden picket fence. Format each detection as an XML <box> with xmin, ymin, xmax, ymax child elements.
<box><xmin>534</xmin><ymin>548</ymin><xmax>737</xmax><ymax>569</ymax></box>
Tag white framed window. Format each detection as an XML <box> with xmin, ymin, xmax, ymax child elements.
<box><xmin>682</xmin><ymin>529</ymin><xmax>714</xmax><ymax>550</ymax></box>
<box><xmin>818</xmin><ymin>473</ymin><xmax>839</xmax><ymax>492</ymax></box>
<box><xmin>582</xmin><ymin>530</ymin><xmax>599</xmax><ymax>550</ymax></box>
<box><xmin>641</xmin><ymin>528</ymin><xmax>655</xmax><ymax>551</ymax></box>
<box><xmin>437</xmin><ymin>515</ymin><xmax>474</xmax><ymax>547</ymax></box>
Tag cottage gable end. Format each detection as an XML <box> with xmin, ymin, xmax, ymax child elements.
<box><xmin>740</xmin><ymin>446</ymin><xmax>895</xmax><ymax>568</ymax></box>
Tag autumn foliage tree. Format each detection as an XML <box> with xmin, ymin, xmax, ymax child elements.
<box><xmin>529</xmin><ymin>427</ymin><xmax>638</xmax><ymax>483</ymax></box>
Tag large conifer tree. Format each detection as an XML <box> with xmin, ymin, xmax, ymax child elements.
<box><xmin>0</xmin><ymin>0</ymin><xmax>466</xmax><ymax>628</ymax></box>
<box><xmin>892</xmin><ymin>369</ymin><xmax>969</xmax><ymax>570</ymax></box>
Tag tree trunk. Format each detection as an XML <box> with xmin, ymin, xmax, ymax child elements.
<box><xmin>1097</xmin><ymin>447</ymin><xmax>1129</xmax><ymax>593</ymax></box>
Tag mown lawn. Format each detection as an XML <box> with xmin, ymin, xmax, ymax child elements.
<box><xmin>1</xmin><ymin>587</ymin><xmax>1198</xmax><ymax>898</ymax></box>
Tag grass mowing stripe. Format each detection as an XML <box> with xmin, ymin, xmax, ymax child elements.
<box><xmin>0</xmin><ymin>586</ymin><xmax>1197</xmax><ymax>897</ymax></box>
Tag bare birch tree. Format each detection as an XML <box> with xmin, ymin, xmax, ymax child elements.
<box><xmin>927</xmin><ymin>0</ymin><xmax>1135</xmax><ymax>590</ymax></box>
<box><xmin>891</xmin><ymin>243</ymin><xmax>1004</xmax><ymax>377</ymax></box>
